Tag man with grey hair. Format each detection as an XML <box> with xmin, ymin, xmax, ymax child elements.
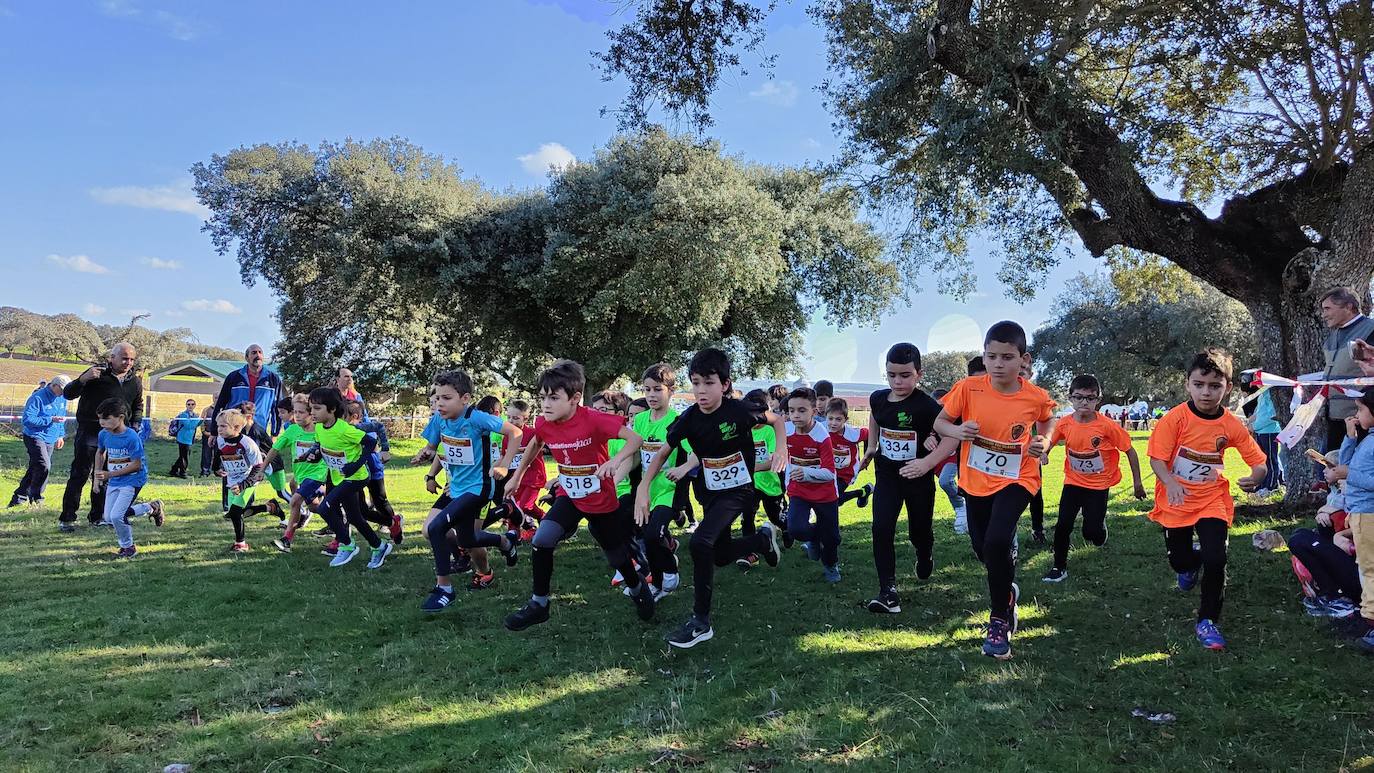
<box><xmin>8</xmin><ymin>374</ymin><xmax>71</xmax><ymax>508</ymax></box>
<box><xmin>59</xmin><ymin>343</ymin><xmax>143</xmax><ymax>531</ymax></box>
<box><xmin>1315</xmin><ymin>288</ymin><xmax>1374</xmax><ymax>486</ymax></box>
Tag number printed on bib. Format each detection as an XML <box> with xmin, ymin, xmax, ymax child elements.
<box><xmin>107</xmin><ymin>453</ymin><xmax>131</xmax><ymax>474</ymax></box>
<box><xmin>968</xmin><ymin>436</ymin><xmax>1023</xmax><ymax>479</ymax></box>
<box><xmin>510</xmin><ymin>452</ymin><xmax>523</xmax><ymax>470</ymax></box>
<box><xmin>703</xmin><ymin>452</ymin><xmax>751</xmax><ymax>491</ymax></box>
<box><xmin>1067</xmin><ymin>450</ymin><xmax>1104</xmax><ymax>475</ymax></box>
<box><xmin>641</xmin><ymin>440</ymin><xmax>664</xmax><ymax>471</ymax></box>
<box><xmin>322</xmin><ymin>448</ymin><xmax>346</xmax><ymax>472</ymax></box>
<box><xmin>294</xmin><ymin>441</ymin><xmax>315</xmax><ymax>463</ymax></box>
<box><xmin>1171</xmin><ymin>446</ymin><xmax>1221</xmax><ymax>483</ymax></box>
<box><xmin>558</xmin><ymin>463</ymin><xmax>601</xmax><ymax>499</ymax></box>
<box><xmin>753</xmin><ymin>440</ymin><xmax>770</xmax><ymax>467</ymax></box>
<box><xmin>879</xmin><ymin>428</ymin><xmax>917</xmax><ymax>461</ymax></box>
<box><xmin>441</xmin><ymin>434</ymin><xmax>474</xmax><ymax>467</ymax></box>
<box><xmin>834</xmin><ymin>449</ymin><xmax>852</xmax><ymax>471</ymax></box>
<box><xmin>221</xmin><ymin>453</ymin><xmax>250</xmax><ymax>477</ymax></box>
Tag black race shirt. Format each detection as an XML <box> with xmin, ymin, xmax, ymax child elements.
<box><xmin>868</xmin><ymin>388</ymin><xmax>942</xmax><ymax>478</ymax></box>
<box><xmin>667</xmin><ymin>396</ymin><xmax>769</xmax><ymax>498</ymax></box>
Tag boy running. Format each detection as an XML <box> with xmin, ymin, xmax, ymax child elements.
<box><xmin>633</xmin><ymin>364</ymin><xmax>687</xmax><ymax>598</ymax></box>
<box><xmin>933</xmin><ymin>323</ymin><xmax>1057</xmax><ymax>659</ymax></box>
<box><xmin>309</xmin><ymin>387</ymin><xmax>393</xmax><ymax>570</ymax></box>
<box><xmin>825</xmin><ymin>398</ymin><xmax>872</xmax><ymax>508</ymax></box>
<box><xmin>268</xmin><ymin>395</ymin><xmax>327</xmax><ymax>553</ymax></box>
<box><xmin>742</xmin><ymin>388</ymin><xmax>788</xmax><ymax>555</ymax></box>
<box><xmin>92</xmin><ymin>397</ymin><xmax>164</xmax><ymax>557</ymax></box>
<box><xmin>635</xmin><ymin>348</ymin><xmax>788</xmax><ymax>649</ymax></box>
<box><xmin>215</xmin><ymin>408</ymin><xmax>269</xmax><ymax>553</ymax></box>
<box><xmin>503</xmin><ymin>360</ymin><xmax>653</xmax><ymax>630</ymax></box>
<box><xmin>859</xmin><ymin>343</ymin><xmax>960</xmax><ymax>614</ymax></box>
<box><xmin>784</xmin><ymin>387</ymin><xmax>843</xmax><ymax>582</ymax></box>
<box><xmin>1042</xmin><ymin>375</ymin><xmax>1146</xmax><ymax>582</ymax></box>
<box><xmin>1147</xmin><ymin>348</ymin><xmax>1266</xmax><ymax>650</ymax></box>
<box><xmin>419</xmin><ymin>371</ymin><xmax>521</xmax><ymax>609</ymax></box>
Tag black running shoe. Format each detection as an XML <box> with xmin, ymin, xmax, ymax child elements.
<box><xmin>1042</xmin><ymin>567</ymin><xmax>1067</xmax><ymax>583</ymax></box>
<box><xmin>781</xmin><ymin>527</ymin><xmax>794</xmax><ymax>550</ymax></box>
<box><xmin>866</xmin><ymin>588</ymin><xmax>901</xmax><ymax>614</ymax></box>
<box><xmin>500</xmin><ymin>529</ymin><xmax>520</xmax><ymax>567</ymax></box>
<box><xmin>632</xmin><ymin>582</ymin><xmax>656</xmax><ymax>621</ymax></box>
<box><xmin>666</xmin><ymin>615</ymin><xmax>713</xmax><ymax>649</ymax></box>
<box><xmin>504</xmin><ymin>600</ymin><xmax>550</xmax><ymax>631</ymax></box>
<box><xmin>916</xmin><ymin>555</ymin><xmax>933</xmax><ymax>580</ymax></box>
<box><xmin>760</xmin><ymin>525</ymin><xmax>780</xmax><ymax>567</ymax></box>
<box><xmin>856</xmin><ymin>483</ymin><xmax>873</xmax><ymax>509</ymax></box>
<box><xmin>421</xmin><ymin>586</ymin><xmax>455</xmax><ymax>613</ymax></box>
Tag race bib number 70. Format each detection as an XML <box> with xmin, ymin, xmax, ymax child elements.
<box><xmin>968</xmin><ymin>436</ymin><xmax>1022</xmax><ymax>479</ymax></box>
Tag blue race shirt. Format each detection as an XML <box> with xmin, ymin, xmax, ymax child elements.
<box><xmin>99</xmin><ymin>427</ymin><xmax>148</xmax><ymax>488</ymax></box>
<box><xmin>422</xmin><ymin>408</ymin><xmax>504</xmax><ymax>498</ymax></box>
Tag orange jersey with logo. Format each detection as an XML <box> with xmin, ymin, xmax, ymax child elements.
<box><xmin>1147</xmin><ymin>403</ymin><xmax>1265</xmax><ymax>528</ymax></box>
<box><xmin>942</xmin><ymin>375</ymin><xmax>1057</xmax><ymax>497</ymax></box>
<box><xmin>1050</xmin><ymin>414</ymin><xmax>1133</xmax><ymax>490</ymax></box>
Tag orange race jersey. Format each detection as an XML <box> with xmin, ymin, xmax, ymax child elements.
<box><xmin>1146</xmin><ymin>402</ymin><xmax>1266</xmax><ymax>528</ymax></box>
<box><xmin>943</xmin><ymin>375</ymin><xmax>1057</xmax><ymax>497</ymax></box>
<box><xmin>1050</xmin><ymin>414</ymin><xmax>1133</xmax><ymax>490</ymax></box>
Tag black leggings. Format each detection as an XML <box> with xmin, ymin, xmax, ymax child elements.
<box><xmin>1163</xmin><ymin>517</ymin><xmax>1229</xmax><ymax>621</ymax></box>
<box><xmin>741</xmin><ymin>490</ymin><xmax>785</xmax><ymax>536</ymax></box>
<box><xmin>1052</xmin><ymin>484</ymin><xmax>1109</xmax><ymax>570</ymax></box>
<box><xmin>1287</xmin><ymin>527</ymin><xmax>1361</xmax><ymax>601</ymax></box>
<box><xmin>362</xmin><ymin>478</ymin><xmax>395</xmax><ymax>525</ymax></box>
<box><xmin>427</xmin><ymin>491</ymin><xmax>503</xmax><ymax>575</ymax></box>
<box><xmin>673</xmin><ymin>476</ymin><xmax>697</xmax><ymax>523</ymax></box>
<box><xmin>689</xmin><ymin>488</ymin><xmax>767</xmax><ymax>620</ymax></box>
<box><xmin>871</xmin><ymin>473</ymin><xmax>935</xmax><ymax>590</ymax></box>
<box><xmin>227</xmin><ymin>499</ymin><xmax>269</xmax><ymax>542</ymax></box>
<box><xmin>643</xmin><ymin>504</ymin><xmax>681</xmax><ymax>579</ymax></box>
<box><xmin>530</xmin><ymin>496</ymin><xmax>640</xmax><ymax>598</ymax></box>
<box><xmin>171</xmin><ymin>443</ymin><xmax>190</xmax><ymax>475</ymax></box>
<box><xmin>966</xmin><ymin>484</ymin><xmax>1034</xmax><ymax>621</ymax></box>
<box><xmin>837</xmin><ymin>480</ymin><xmax>864</xmax><ymax>506</ymax></box>
<box><xmin>1029</xmin><ymin>489</ymin><xmax>1044</xmax><ymax>534</ymax></box>
<box><xmin>316</xmin><ymin>479</ymin><xmax>380</xmax><ymax>549</ymax></box>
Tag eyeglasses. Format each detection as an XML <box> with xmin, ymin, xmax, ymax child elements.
<box><xmin>1068</xmin><ymin>394</ymin><xmax>1100</xmax><ymax>402</ymax></box>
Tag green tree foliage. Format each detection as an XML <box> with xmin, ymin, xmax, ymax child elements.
<box><xmin>1033</xmin><ymin>275</ymin><xmax>1258</xmax><ymax>405</ymax></box>
<box><xmin>919</xmin><ymin>349</ymin><xmax>979</xmax><ymax>393</ymax></box>
<box><xmin>0</xmin><ymin>307</ymin><xmax>105</xmax><ymax>362</ymax></box>
<box><xmin>193</xmin><ymin>131</ymin><xmax>900</xmax><ymax>394</ymax></box>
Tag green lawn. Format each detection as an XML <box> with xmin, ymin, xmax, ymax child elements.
<box><xmin>1</xmin><ymin>433</ymin><xmax>1370</xmax><ymax>771</ymax></box>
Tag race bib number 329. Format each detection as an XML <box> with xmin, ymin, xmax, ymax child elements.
<box><xmin>703</xmin><ymin>452</ymin><xmax>750</xmax><ymax>491</ymax></box>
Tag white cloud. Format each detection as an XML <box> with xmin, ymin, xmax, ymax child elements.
<box><xmin>181</xmin><ymin>299</ymin><xmax>241</xmax><ymax>314</ymax></box>
<box><xmin>749</xmin><ymin>80</ymin><xmax>799</xmax><ymax>107</ymax></box>
<box><xmin>163</xmin><ymin>309</ymin><xmax>185</xmax><ymax>318</ymax></box>
<box><xmin>518</xmin><ymin>142</ymin><xmax>576</xmax><ymax>176</ymax></box>
<box><xmin>140</xmin><ymin>256</ymin><xmax>182</xmax><ymax>270</ymax></box>
<box><xmin>89</xmin><ymin>179</ymin><xmax>209</xmax><ymax>218</ymax></box>
<box><xmin>46</xmin><ymin>254</ymin><xmax>111</xmax><ymax>274</ymax></box>
<box><xmin>99</xmin><ymin>1</ymin><xmax>201</xmax><ymax>40</ymax></box>
<box><xmin>98</xmin><ymin>0</ymin><xmax>139</xmax><ymax>17</ymax></box>
<box><xmin>83</xmin><ymin>303</ymin><xmax>107</xmax><ymax>316</ymax></box>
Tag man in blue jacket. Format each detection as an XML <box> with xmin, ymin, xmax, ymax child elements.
<box><xmin>210</xmin><ymin>343</ymin><xmax>284</xmax><ymax>508</ymax></box>
<box><xmin>9</xmin><ymin>375</ymin><xmax>70</xmax><ymax>507</ymax></box>
<box><xmin>167</xmin><ymin>398</ymin><xmax>199</xmax><ymax>478</ymax></box>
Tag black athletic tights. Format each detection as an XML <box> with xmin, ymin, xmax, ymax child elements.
<box><xmin>965</xmin><ymin>484</ymin><xmax>1033</xmax><ymax>621</ymax></box>
<box><xmin>1051</xmin><ymin>484</ymin><xmax>1109</xmax><ymax>570</ymax></box>
<box><xmin>1163</xmin><ymin>517</ymin><xmax>1229</xmax><ymax>622</ymax></box>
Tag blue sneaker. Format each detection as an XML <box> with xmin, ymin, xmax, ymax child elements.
<box><xmin>822</xmin><ymin>564</ymin><xmax>841</xmax><ymax>583</ymax></box>
<box><xmin>1195</xmin><ymin>618</ymin><xmax>1226</xmax><ymax>650</ymax></box>
<box><xmin>1177</xmin><ymin>569</ymin><xmax>1199</xmax><ymax>591</ymax></box>
<box><xmin>1359</xmin><ymin>627</ymin><xmax>1374</xmax><ymax>654</ymax></box>
<box><xmin>420</xmin><ymin>586</ymin><xmax>454</xmax><ymax>612</ymax></box>
<box><xmin>982</xmin><ymin>617</ymin><xmax>1012</xmax><ymax>659</ymax></box>
<box><xmin>803</xmin><ymin>541</ymin><xmax>820</xmax><ymax>561</ymax></box>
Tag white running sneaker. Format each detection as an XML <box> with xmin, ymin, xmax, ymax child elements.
<box><xmin>329</xmin><ymin>543</ymin><xmax>360</xmax><ymax>567</ymax></box>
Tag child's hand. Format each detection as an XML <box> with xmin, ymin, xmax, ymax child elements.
<box><xmin>1316</xmin><ymin>510</ymin><xmax>1333</xmax><ymax>527</ymax></box>
<box><xmin>923</xmin><ymin>435</ymin><xmax>939</xmax><ymax>452</ymax></box>
<box><xmin>1346</xmin><ymin>416</ymin><xmax>1360</xmax><ymax>439</ymax></box>
<box><xmin>1236</xmin><ymin>474</ymin><xmax>1260</xmax><ymax>492</ymax></box>
<box><xmin>94</xmin><ymin>470</ymin><xmax>110</xmax><ymax>482</ymax></box>
<box><xmin>1164</xmin><ymin>478</ymin><xmax>1186</xmax><ymax>507</ymax></box>
<box><xmin>770</xmin><ymin>453</ymin><xmax>788</xmax><ymax>475</ymax></box>
<box><xmin>634</xmin><ymin>492</ymin><xmax>650</xmax><ymax>526</ymax></box>
<box><xmin>409</xmin><ymin>448</ymin><xmax>433</xmax><ymax>465</ymax></box>
<box><xmin>1133</xmin><ymin>483</ymin><xmax>1147</xmax><ymax>500</ymax></box>
<box><xmin>665</xmin><ymin>465</ymin><xmax>688</xmax><ymax>482</ymax></box>
<box><xmin>856</xmin><ymin>452</ymin><xmax>875</xmax><ymax>473</ymax></box>
<box><xmin>231</xmin><ymin>483</ymin><xmax>243</xmax><ymax>495</ymax></box>
<box><xmin>955</xmin><ymin>421</ymin><xmax>979</xmax><ymax>440</ymax></box>
<box><xmin>1027</xmin><ymin>434</ymin><xmax>1048</xmax><ymax>458</ymax></box>
<box><xmin>492</xmin><ymin>465</ymin><xmax>509</xmax><ymax>481</ymax></box>
<box><xmin>899</xmin><ymin>459</ymin><xmax>931</xmax><ymax>479</ymax></box>
<box><xmin>1335</xmin><ymin>533</ymin><xmax>1355</xmax><ymax>554</ymax></box>
<box><xmin>425</xmin><ymin>476</ymin><xmax>439</xmax><ymax>495</ymax></box>
<box><xmin>1325</xmin><ymin>464</ymin><xmax>1349</xmax><ymax>483</ymax></box>
<box><xmin>594</xmin><ymin>461</ymin><xmax>616</xmax><ymax>480</ymax></box>
<box><xmin>380</xmin><ymin>451</ymin><xmax>392</xmax><ymax>464</ymax></box>
<box><xmin>788</xmin><ymin>467</ymin><xmax>804</xmax><ymax>482</ymax></box>
<box><xmin>217</xmin><ymin>470</ymin><xmax>227</xmax><ymax>478</ymax></box>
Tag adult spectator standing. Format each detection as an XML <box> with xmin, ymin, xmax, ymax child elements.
<box><xmin>7</xmin><ymin>375</ymin><xmax>70</xmax><ymax>508</ymax></box>
<box><xmin>198</xmin><ymin>404</ymin><xmax>216</xmax><ymax>476</ymax></box>
<box><xmin>336</xmin><ymin>367</ymin><xmax>368</xmax><ymax>419</ymax></box>
<box><xmin>59</xmin><ymin>343</ymin><xmax>142</xmax><ymax>531</ymax></box>
<box><xmin>168</xmin><ymin>398</ymin><xmax>198</xmax><ymax>478</ymax></box>
<box><xmin>1317</xmin><ymin>288</ymin><xmax>1374</xmax><ymax>487</ymax></box>
<box><xmin>211</xmin><ymin>344</ymin><xmax>284</xmax><ymax>507</ymax></box>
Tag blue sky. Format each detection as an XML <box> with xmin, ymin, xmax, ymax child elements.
<box><xmin>0</xmin><ymin>0</ymin><xmax>1094</xmax><ymax>381</ymax></box>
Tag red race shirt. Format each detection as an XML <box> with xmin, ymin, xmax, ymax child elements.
<box><xmin>532</xmin><ymin>406</ymin><xmax>624</xmax><ymax>514</ymax></box>
<box><xmin>787</xmin><ymin>421</ymin><xmax>838</xmax><ymax>503</ymax></box>
<box><xmin>504</xmin><ymin>424</ymin><xmax>546</xmax><ymax>488</ymax></box>
<box><xmin>829</xmin><ymin>425</ymin><xmax>867</xmax><ymax>484</ymax></box>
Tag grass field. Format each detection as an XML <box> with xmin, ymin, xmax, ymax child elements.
<box><xmin>1</xmin><ymin>432</ymin><xmax>1371</xmax><ymax>772</ymax></box>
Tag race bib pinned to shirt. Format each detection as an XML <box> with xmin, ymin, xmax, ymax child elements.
<box><xmin>106</xmin><ymin>452</ymin><xmax>131</xmax><ymax>474</ymax></box>
<box><xmin>879</xmin><ymin>428</ymin><xmax>917</xmax><ymax>461</ymax></box>
<box><xmin>968</xmin><ymin>436</ymin><xmax>1022</xmax><ymax>479</ymax></box>
<box><xmin>703</xmin><ymin>452</ymin><xmax>751</xmax><ymax>491</ymax></box>
<box><xmin>221</xmin><ymin>453</ymin><xmax>250</xmax><ymax>477</ymax></box>
<box><xmin>321</xmin><ymin>448</ymin><xmax>346</xmax><ymax>472</ymax></box>
<box><xmin>834</xmin><ymin>448</ymin><xmax>852</xmax><ymax>472</ymax></box>
<box><xmin>641</xmin><ymin>440</ymin><xmax>664</xmax><ymax>471</ymax></box>
<box><xmin>1067</xmin><ymin>449</ymin><xmax>1104</xmax><ymax>475</ymax></box>
<box><xmin>558</xmin><ymin>463</ymin><xmax>601</xmax><ymax>499</ymax></box>
<box><xmin>1171</xmin><ymin>446</ymin><xmax>1221</xmax><ymax>483</ymax></box>
<box><xmin>441</xmin><ymin>434</ymin><xmax>474</xmax><ymax>467</ymax></box>
<box><xmin>753</xmin><ymin>440</ymin><xmax>770</xmax><ymax>467</ymax></box>
<box><xmin>294</xmin><ymin>441</ymin><xmax>315</xmax><ymax>463</ymax></box>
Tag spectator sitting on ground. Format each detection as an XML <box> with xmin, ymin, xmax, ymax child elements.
<box><xmin>1287</xmin><ymin>450</ymin><xmax>1360</xmax><ymax>619</ymax></box>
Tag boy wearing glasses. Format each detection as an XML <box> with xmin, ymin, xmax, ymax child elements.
<box><xmin>1042</xmin><ymin>375</ymin><xmax>1146</xmax><ymax>583</ymax></box>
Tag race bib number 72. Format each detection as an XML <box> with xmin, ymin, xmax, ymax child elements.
<box><xmin>1171</xmin><ymin>447</ymin><xmax>1221</xmax><ymax>483</ymax></box>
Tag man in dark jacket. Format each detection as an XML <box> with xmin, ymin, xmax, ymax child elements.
<box><xmin>210</xmin><ymin>344</ymin><xmax>284</xmax><ymax>509</ymax></box>
<box><xmin>59</xmin><ymin>342</ymin><xmax>143</xmax><ymax>531</ymax></box>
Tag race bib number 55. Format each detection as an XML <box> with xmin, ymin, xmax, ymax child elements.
<box><xmin>703</xmin><ymin>452</ymin><xmax>750</xmax><ymax>491</ymax></box>
<box><xmin>441</xmin><ymin>435</ymin><xmax>474</xmax><ymax>467</ymax></box>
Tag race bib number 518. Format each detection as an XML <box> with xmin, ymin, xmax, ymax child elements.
<box><xmin>558</xmin><ymin>464</ymin><xmax>601</xmax><ymax>499</ymax></box>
